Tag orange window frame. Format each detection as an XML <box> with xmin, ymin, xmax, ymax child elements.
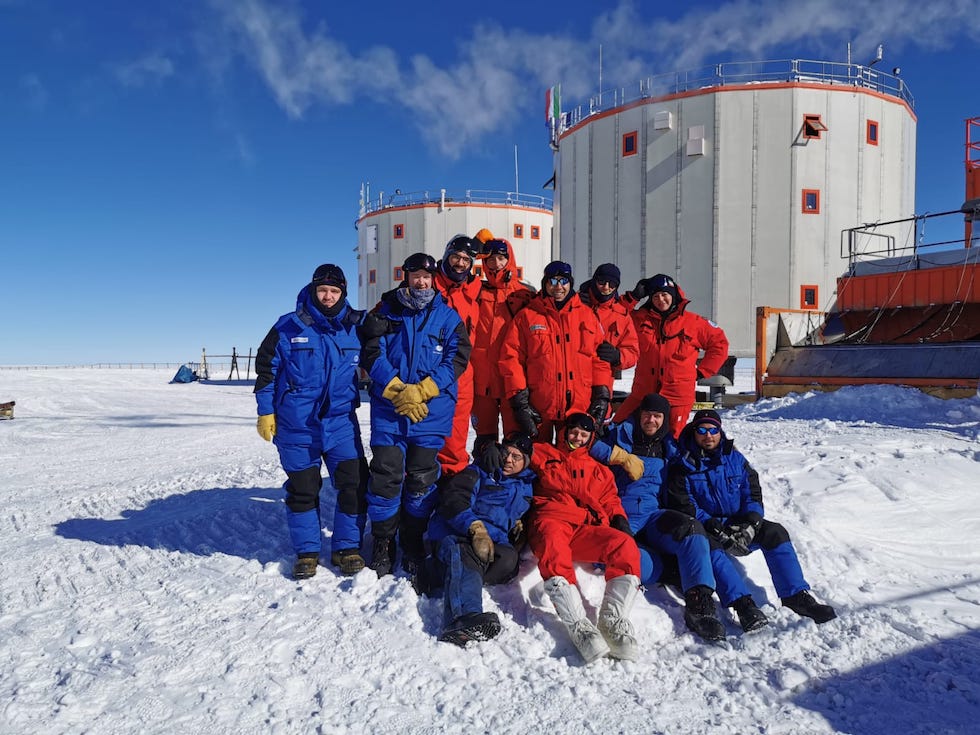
<box><xmin>866</xmin><ymin>119</ymin><xmax>879</xmax><ymax>146</ymax></box>
<box><xmin>393</xmin><ymin>223</ymin><xmax>404</xmax><ymax>239</ymax></box>
<box><xmin>803</xmin><ymin>114</ymin><xmax>827</xmax><ymax>140</ymax></box>
<box><xmin>530</xmin><ymin>225</ymin><xmax>540</xmax><ymax>240</ymax></box>
<box><xmin>622</xmin><ymin>131</ymin><xmax>638</xmax><ymax>156</ymax></box>
<box><xmin>368</xmin><ymin>269</ymin><xmax>377</xmax><ymax>284</ymax></box>
<box><xmin>513</xmin><ymin>224</ymin><xmax>524</xmax><ymax>238</ymax></box>
<box><xmin>800</xmin><ymin>284</ymin><xmax>819</xmax><ymax>309</ymax></box>
<box><xmin>516</xmin><ymin>266</ymin><xmax>524</xmax><ymax>280</ymax></box>
<box><xmin>802</xmin><ymin>189</ymin><xmax>821</xmax><ymax>214</ymax></box>
<box><xmin>393</xmin><ymin>267</ymin><xmax>404</xmax><ymax>281</ymax></box>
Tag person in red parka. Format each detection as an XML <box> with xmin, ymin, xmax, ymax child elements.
<box><xmin>529</xmin><ymin>412</ymin><xmax>642</xmax><ymax>662</ymax></box>
<box><xmin>470</xmin><ymin>232</ymin><xmax>534</xmax><ymax>453</ymax></box>
<box><xmin>615</xmin><ymin>274</ymin><xmax>729</xmax><ymax>438</ymax></box>
<box><xmin>434</xmin><ymin>234</ymin><xmax>484</xmax><ymax>476</ymax></box>
<box><xmin>578</xmin><ymin>262</ymin><xmax>639</xmax><ymax>417</ymax></box>
<box><xmin>498</xmin><ymin>261</ymin><xmax>612</xmax><ymax>444</ymax></box>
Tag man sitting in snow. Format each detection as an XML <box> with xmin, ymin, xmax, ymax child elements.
<box><xmin>591</xmin><ymin>393</ymin><xmax>727</xmax><ymax>641</ymax></box>
<box><xmin>528</xmin><ymin>413</ymin><xmax>643</xmax><ymax>663</ymax></box>
<box><xmin>425</xmin><ymin>433</ymin><xmax>536</xmax><ymax>647</ymax></box>
<box><xmin>667</xmin><ymin>410</ymin><xmax>837</xmax><ymax>627</ymax></box>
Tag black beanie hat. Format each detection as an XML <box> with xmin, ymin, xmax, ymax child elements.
<box><xmin>501</xmin><ymin>431</ymin><xmax>534</xmax><ymax>465</ymax></box>
<box><xmin>311</xmin><ymin>264</ymin><xmax>347</xmax><ymax>298</ymax></box>
<box><xmin>692</xmin><ymin>409</ymin><xmax>722</xmax><ymax>429</ymax></box>
<box><xmin>648</xmin><ymin>273</ymin><xmax>678</xmax><ymax>304</ymax></box>
<box><xmin>593</xmin><ymin>263</ymin><xmax>621</xmax><ymax>288</ymax></box>
<box><xmin>564</xmin><ymin>412</ymin><xmax>595</xmax><ymax>434</ymax></box>
<box><xmin>638</xmin><ymin>393</ymin><xmax>671</xmax><ymax>422</ymax></box>
<box><xmin>543</xmin><ymin>260</ymin><xmax>574</xmax><ymax>290</ymax></box>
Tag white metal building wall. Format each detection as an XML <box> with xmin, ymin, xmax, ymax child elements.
<box><xmin>555</xmin><ymin>82</ymin><xmax>916</xmax><ymax>355</ymax></box>
<box><xmin>356</xmin><ymin>203</ymin><xmax>554</xmax><ymax>309</ymax></box>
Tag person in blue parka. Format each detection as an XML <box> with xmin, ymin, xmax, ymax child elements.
<box><xmin>591</xmin><ymin>393</ymin><xmax>726</xmax><ymax>641</ymax></box>
<box><xmin>666</xmin><ymin>409</ymin><xmax>837</xmax><ymax>629</ymax></box>
<box><xmin>425</xmin><ymin>432</ymin><xmax>535</xmax><ymax>646</ymax></box>
<box><xmin>359</xmin><ymin>252</ymin><xmax>471</xmax><ymax>577</ymax></box>
<box><xmin>255</xmin><ymin>264</ymin><xmax>369</xmax><ymax>580</ymax></box>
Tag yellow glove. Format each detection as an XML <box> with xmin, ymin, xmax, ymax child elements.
<box><xmin>609</xmin><ymin>445</ymin><xmax>645</xmax><ymax>482</ymax></box>
<box><xmin>256</xmin><ymin>414</ymin><xmax>276</xmax><ymax>442</ymax></box>
<box><xmin>391</xmin><ymin>377</ymin><xmax>439</xmax><ymax>409</ymax></box>
<box><xmin>382</xmin><ymin>376</ymin><xmax>406</xmax><ymax>402</ymax></box>
<box><xmin>398</xmin><ymin>401</ymin><xmax>429</xmax><ymax>423</ymax></box>
<box><xmin>469</xmin><ymin>520</ymin><xmax>495</xmax><ymax>563</ymax></box>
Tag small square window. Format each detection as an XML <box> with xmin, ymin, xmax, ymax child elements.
<box><xmin>622</xmin><ymin>131</ymin><xmax>638</xmax><ymax>157</ymax></box>
<box><xmin>393</xmin><ymin>267</ymin><xmax>404</xmax><ymax>281</ymax></box>
<box><xmin>802</xmin><ymin>189</ymin><xmax>821</xmax><ymax>214</ymax></box>
<box><xmin>866</xmin><ymin>120</ymin><xmax>879</xmax><ymax>146</ymax></box>
<box><xmin>369</xmin><ymin>269</ymin><xmax>377</xmax><ymax>284</ymax></box>
<box><xmin>803</xmin><ymin>114</ymin><xmax>827</xmax><ymax>140</ymax></box>
<box><xmin>800</xmin><ymin>284</ymin><xmax>819</xmax><ymax>309</ymax></box>
<box><xmin>474</xmin><ymin>266</ymin><xmax>483</xmax><ymax>277</ymax></box>
<box><xmin>513</xmin><ymin>224</ymin><xmax>524</xmax><ymax>238</ymax></box>
<box><xmin>393</xmin><ymin>224</ymin><xmax>404</xmax><ymax>239</ymax></box>
<box><xmin>530</xmin><ymin>225</ymin><xmax>540</xmax><ymax>240</ymax></box>
<box><xmin>516</xmin><ymin>267</ymin><xmax>524</xmax><ymax>280</ymax></box>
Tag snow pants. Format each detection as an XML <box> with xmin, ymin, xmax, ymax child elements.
<box><xmin>709</xmin><ymin>519</ymin><xmax>810</xmax><ymax>605</ymax></box>
<box><xmin>276</xmin><ymin>411</ymin><xmax>368</xmax><ymax>556</ymax></box>
<box><xmin>437</xmin><ymin>365</ymin><xmax>474</xmax><ymax>476</ymax></box>
<box><xmin>367</xmin><ymin>430</ymin><xmax>445</xmax><ymax>542</ymax></box>
<box><xmin>529</xmin><ymin>518</ymin><xmax>641</xmax><ymax>584</ymax></box>
<box><xmin>437</xmin><ymin>535</ymin><xmax>519</xmax><ymax>624</ymax></box>
<box><xmin>639</xmin><ymin>509</ymin><xmax>715</xmax><ymax>592</ymax></box>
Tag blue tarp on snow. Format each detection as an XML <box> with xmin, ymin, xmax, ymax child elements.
<box><xmin>170</xmin><ymin>365</ymin><xmax>198</xmax><ymax>384</ymax></box>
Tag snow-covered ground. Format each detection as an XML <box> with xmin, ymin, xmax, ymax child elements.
<box><xmin>1</xmin><ymin>367</ymin><xmax>978</xmax><ymax>734</ymax></box>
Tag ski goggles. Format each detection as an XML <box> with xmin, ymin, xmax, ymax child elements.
<box><xmin>547</xmin><ymin>276</ymin><xmax>570</xmax><ymax>286</ymax></box>
<box><xmin>402</xmin><ymin>252</ymin><xmax>438</xmax><ymax>273</ymax></box>
<box><xmin>695</xmin><ymin>426</ymin><xmax>721</xmax><ymax>435</ymax></box>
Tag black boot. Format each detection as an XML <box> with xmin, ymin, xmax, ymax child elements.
<box><xmin>682</xmin><ymin>585</ymin><xmax>726</xmax><ymax>641</ymax></box>
<box><xmin>399</xmin><ymin>514</ymin><xmax>428</xmax><ymax>574</ymax></box>
<box><xmin>732</xmin><ymin>595</ymin><xmax>769</xmax><ymax>633</ymax></box>
<box><xmin>781</xmin><ymin>590</ymin><xmax>837</xmax><ymax>624</ymax></box>
<box><xmin>369</xmin><ymin>536</ymin><xmax>396</xmax><ymax>577</ymax></box>
<box><xmin>438</xmin><ymin>612</ymin><xmax>502</xmax><ymax>647</ymax></box>
<box><xmin>292</xmin><ymin>552</ymin><xmax>319</xmax><ymax>580</ymax></box>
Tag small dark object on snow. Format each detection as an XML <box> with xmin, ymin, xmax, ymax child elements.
<box><xmin>439</xmin><ymin>612</ymin><xmax>502</xmax><ymax>647</ymax></box>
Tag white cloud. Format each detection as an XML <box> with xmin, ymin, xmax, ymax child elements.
<box><xmin>206</xmin><ymin>0</ymin><xmax>980</xmax><ymax>158</ymax></box>
<box><xmin>113</xmin><ymin>54</ymin><xmax>176</xmax><ymax>88</ymax></box>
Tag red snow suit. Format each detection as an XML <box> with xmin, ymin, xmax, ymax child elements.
<box><xmin>616</xmin><ymin>285</ymin><xmax>729</xmax><ymax>437</ymax></box>
<box><xmin>528</xmin><ymin>440</ymin><xmax>640</xmax><ymax>583</ymax></box>
<box><xmin>580</xmin><ymin>283</ymin><xmax>639</xmax><ymax>398</ymax></box>
<box><xmin>434</xmin><ymin>268</ymin><xmax>483</xmax><ymax>474</ymax></box>
<box><xmin>498</xmin><ymin>292</ymin><xmax>612</xmax><ymax>440</ymax></box>
<box><xmin>471</xmin><ymin>239</ymin><xmax>534</xmax><ymax>438</ymax></box>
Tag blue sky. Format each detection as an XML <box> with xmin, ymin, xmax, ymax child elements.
<box><xmin>2</xmin><ymin>0</ymin><xmax>978</xmax><ymax>365</ymax></box>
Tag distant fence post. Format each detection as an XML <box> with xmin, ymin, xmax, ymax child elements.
<box><xmin>200</xmin><ymin>348</ymin><xmax>210</xmax><ymax>380</ymax></box>
<box><xmin>246</xmin><ymin>348</ymin><xmax>253</xmax><ymax>380</ymax></box>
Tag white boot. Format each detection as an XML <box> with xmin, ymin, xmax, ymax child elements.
<box><xmin>544</xmin><ymin>576</ymin><xmax>610</xmax><ymax>663</ymax></box>
<box><xmin>597</xmin><ymin>574</ymin><xmax>640</xmax><ymax>661</ymax></box>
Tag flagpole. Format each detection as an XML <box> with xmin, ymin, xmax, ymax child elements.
<box><xmin>514</xmin><ymin>145</ymin><xmax>519</xmax><ymax>195</ymax></box>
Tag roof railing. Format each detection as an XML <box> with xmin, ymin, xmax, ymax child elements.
<box><xmin>560</xmin><ymin>58</ymin><xmax>913</xmax><ymax>134</ymax></box>
<box><xmin>361</xmin><ymin>188</ymin><xmax>553</xmax><ymax>217</ymax></box>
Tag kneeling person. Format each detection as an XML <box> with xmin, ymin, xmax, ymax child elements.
<box><xmin>427</xmin><ymin>434</ymin><xmax>536</xmax><ymax>646</ymax></box>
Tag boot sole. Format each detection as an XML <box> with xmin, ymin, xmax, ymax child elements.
<box><xmin>438</xmin><ymin>620</ymin><xmax>502</xmax><ymax>647</ymax></box>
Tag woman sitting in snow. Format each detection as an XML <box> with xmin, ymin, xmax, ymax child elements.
<box><xmin>666</xmin><ymin>410</ymin><xmax>837</xmax><ymax>628</ymax></box>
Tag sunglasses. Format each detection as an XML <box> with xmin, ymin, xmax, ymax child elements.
<box><xmin>547</xmin><ymin>276</ymin><xmax>570</xmax><ymax>286</ymax></box>
<box><xmin>595</xmin><ymin>278</ymin><xmax>617</xmax><ymax>287</ymax></box>
<box><xmin>696</xmin><ymin>426</ymin><xmax>720</xmax><ymax>435</ymax></box>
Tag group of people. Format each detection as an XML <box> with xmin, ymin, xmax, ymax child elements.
<box><xmin>254</xmin><ymin>233</ymin><xmax>836</xmax><ymax>661</ymax></box>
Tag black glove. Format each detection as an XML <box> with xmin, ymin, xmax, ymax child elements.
<box><xmin>722</xmin><ymin>522</ymin><xmax>757</xmax><ymax>557</ymax></box>
<box><xmin>596</xmin><ymin>341</ymin><xmax>621</xmax><ymax>366</ymax></box>
<box><xmin>630</xmin><ymin>278</ymin><xmax>652</xmax><ymax>301</ymax></box>
<box><xmin>704</xmin><ymin>517</ymin><xmax>727</xmax><ymax>540</ymax></box>
<box><xmin>587</xmin><ymin>384</ymin><xmax>611</xmax><ymax>427</ymax></box>
<box><xmin>477</xmin><ymin>442</ymin><xmax>503</xmax><ymax>474</ymax></box>
<box><xmin>358</xmin><ymin>311</ymin><xmax>390</xmax><ymax>340</ymax></box>
<box><xmin>670</xmin><ymin>514</ymin><xmax>697</xmax><ymax>542</ymax></box>
<box><xmin>509</xmin><ymin>389</ymin><xmax>541</xmax><ymax>438</ymax></box>
<box><xmin>610</xmin><ymin>514</ymin><xmax>633</xmax><ymax>535</ymax></box>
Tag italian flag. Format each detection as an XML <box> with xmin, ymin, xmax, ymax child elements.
<box><xmin>545</xmin><ymin>84</ymin><xmax>560</xmax><ymax>124</ymax></box>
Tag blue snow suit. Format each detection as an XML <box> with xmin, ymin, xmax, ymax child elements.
<box><xmin>428</xmin><ymin>464</ymin><xmax>535</xmax><ymax>628</ymax></box>
<box><xmin>360</xmin><ymin>287</ymin><xmax>471</xmax><ymax>536</ymax></box>
<box><xmin>254</xmin><ymin>287</ymin><xmax>368</xmax><ymax>556</ymax></box>
<box><xmin>592</xmin><ymin>419</ymin><xmax>715</xmax><ymax>592</ymax></box>
<box><xmin>667</xmin><ymin>425</ymin><xmax>810</xmax><ymax>604</ymax></box>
